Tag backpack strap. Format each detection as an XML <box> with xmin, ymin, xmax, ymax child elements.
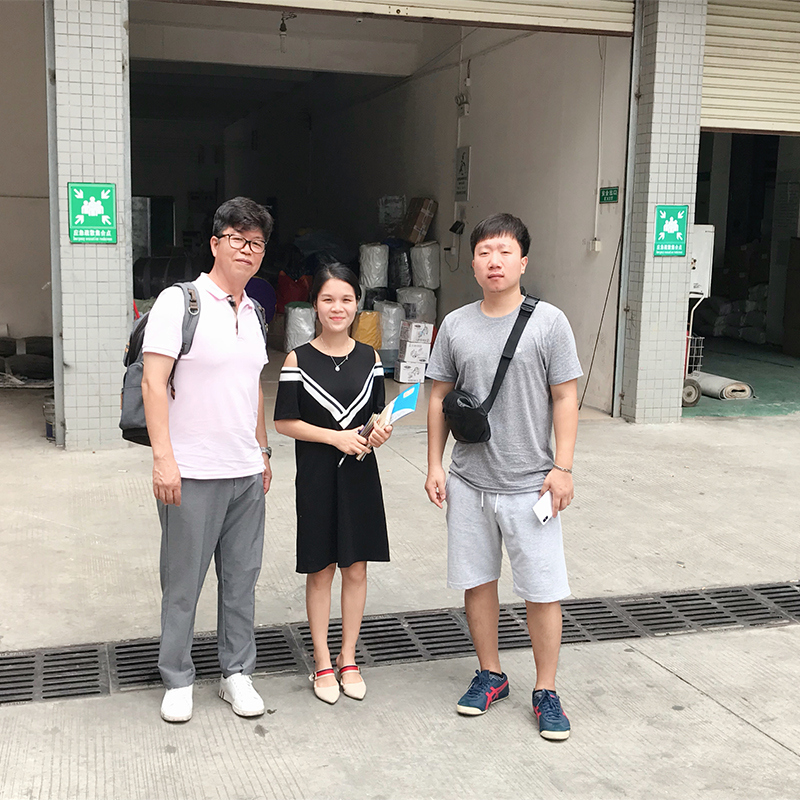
<box><xmin>168</xmin><ymin>282</ymin><xmax>201</xmax><ymax>399</ymax></box>
<box><xmin>177</xmin><ymin>283</ymin><xmax>201</xmax><ymax>355</ymax></box>
<box><xmin>251</xmin><ymin>298</ymin><xmax>269</xmax><ymax>348</ymax></box>
<box><xmin>480</xmin><ymin>295</ymin><xmax>539</xmax><ymax>413</ymax></box>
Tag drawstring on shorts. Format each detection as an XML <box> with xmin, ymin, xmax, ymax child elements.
<box><xmin>480</xmin><ymin>492</ymin><xmax>500</xmax><ymax>514</ymax></box>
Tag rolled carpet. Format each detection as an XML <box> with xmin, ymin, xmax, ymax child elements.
<box><xmin>692</xmin><ymin>371</ymin><xmax>754</xmax><ymax>400</ymax></box>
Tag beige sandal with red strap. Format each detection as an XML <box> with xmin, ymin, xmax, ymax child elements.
<box><xmin>338</xmin><ymin>664</ymin><xmax>366</xmax><ymax>700</ymax></box>
<box><xmin>309</xmin><ymin>668</ymin><xmax>340</xmax><ymax>705</ymax></box>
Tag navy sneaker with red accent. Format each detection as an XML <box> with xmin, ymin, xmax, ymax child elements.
<box><xmin>533</xmin><ymin>689</ymin><xmax>571</xmax><ymax>740</ymax></box>
<box><xmin>456</xmin><ymin>669</ymin><xmax>509</xmax><ymax>716</ymax></box>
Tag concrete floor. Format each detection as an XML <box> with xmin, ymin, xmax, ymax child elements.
<box><xmin>2</xmin><ymin>359</ymin><xmax>800</xmax><ymax>799</ymax></box>
<box><xmin>2</xmin><ymin>628</ymin><xmax>800</xmax><ymax>800</ymax></box>
<box><xmin>3</xmin><ymin>383</ymin><xmax>799</xmax><ymax>652</ymax></box>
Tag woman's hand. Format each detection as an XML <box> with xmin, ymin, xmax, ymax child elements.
<box><xmin>368</xmin><ymin>422</ymin><xmax>393</xmax><ymax>449</ymax></box>
<box><xmin>331</xmin><ymin>429</ymin><xmax>371</xmax><ymax>456</ymax></box>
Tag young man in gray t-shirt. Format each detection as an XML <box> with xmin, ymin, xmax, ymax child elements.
<box><xmin>426</xmin><ymin>213</ymin><xmax>582</xmax><ymax>741</ymax></box>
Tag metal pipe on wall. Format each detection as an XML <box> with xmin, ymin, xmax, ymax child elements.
<box><xmin>43</xmin><ymin>0</ymin><xmax>65</xmax><ymax>447</ymax></box>
<box><xmin>612</xmin><ymin>0</ymin><xmax>643</xmax><ymax>418</ymax></box>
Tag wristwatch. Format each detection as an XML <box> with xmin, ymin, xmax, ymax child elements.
<box><xmin>260</xmin><ymin>446</ymin><xmax>272</xmax><ymax>459</ymax></box>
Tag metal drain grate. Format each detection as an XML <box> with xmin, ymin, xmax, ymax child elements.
<box><xmin>294</xmin><ymin>619</ymin><xmax>367</xmax><ymax>666</ymax></box>
<box><xmin>112</xmin><ymin>640</ymin><xmax>160</xmax><ymax>688</ymax></box>
<box><xmin>42</xmin><ymin>648</ymin><xmax>106</xmax><ymax>700</ymax></box>
<box><xmin>3</xmin><ymin>580</ymin><xmax>800</xmax><ymax>706</ymax></box>
<box><xmin>706</xmin><ymin>586</ymin><xmax>786</xmax><ymax>624</ymax></box>
<box><xmin>752</xmin><ymin>583</ymin><xmax>800</xmax><ymax>616</ymax></box>
<box><xmin>565</xmin><ymin>599</ymin><xmax>642</xmax><ymax>641</ymax></box>
<box><xmin>254</xmin><ymin>628</ymin><xmax>299</xmax><ymax>672</ymax></box>
<box><xmin>660</xmin><ymin>592</ymin><xmax>739</xmax><ymax>629</ymax></box>
<box><xmin>498</xmin><ymin>606</ymin><xmax>531</xmax><ymax>650</ymax></box>
<box><xmin>358</xmin><ymin>616</ymin><xmax>423</xmax><ymax>663</ymax></box>
<box><xmin>404</xmin><ymin>611</ymin><xmax>472</xmax><ymax>659</ymax></box>
<box><xmin>0</xmin><ymin>653</ymin><xmax>36</xmax><ymax>704</ymax></box>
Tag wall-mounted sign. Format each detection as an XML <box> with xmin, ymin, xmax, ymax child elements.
<box><xmin>654</xmin><ymin>204</ymin><xmax>688</xmax><ymax>257</ymax></box>
<box><xmin>68</xmin><ymin>182</ymin><xmax>117</xmax><ymax>243</ymax></box>
<box><xmin>599</xmin><ymin>186</ymin><xmax>619</xmax><ymax>204</ymax></box>
<box><xmin>455</xmin><ymin>146</ymin><xmax>471</xmax><ymax>202</ymax></box>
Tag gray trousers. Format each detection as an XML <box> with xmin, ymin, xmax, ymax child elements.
<box><xmin>157</xmin><ymin>474</ymin><xmax>265</xmax><ymax>688</ymax></box>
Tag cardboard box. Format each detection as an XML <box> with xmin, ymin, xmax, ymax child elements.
<box><xmin>394</xmin><ymin>361</ymin><xmax>425</xmax><ymax>384</ymax></box>
<box><xmin>400</xmin><ymin>320</ymin><xmax>434</xmax><ymax>343</ymax></box>
<box><xmin>398</xmin><ymin>340</ymin><xmax>431</xmax><ymax>363</ymax></box>
<box><xmin>399</xmin><ymin>198</ymin><xmax>438</xmax><ymax>244</ymax></box>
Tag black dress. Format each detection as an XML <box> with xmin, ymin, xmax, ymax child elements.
<box><xmin>274</xmin><ymin>341</ymin><xmax>390</xmax><ymax>573</ymax></box>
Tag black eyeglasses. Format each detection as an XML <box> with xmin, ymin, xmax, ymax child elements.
<box><xmin>217</xmin><ymin>233</ymin><xmax>266</xmax><ymax>254</ymax></box>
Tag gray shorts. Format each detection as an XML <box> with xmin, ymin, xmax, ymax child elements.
<box><xmin>445</xmin><ymin>473</ymin><xmax>571</xmax><ymax>603</ymax></box>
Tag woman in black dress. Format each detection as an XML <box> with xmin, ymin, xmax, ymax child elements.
<box><xmin>274</xmin><ymin>264</ymin><xmax>392</xmax><ymax>704</ymax></box>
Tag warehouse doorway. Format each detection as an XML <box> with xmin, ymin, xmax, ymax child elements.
<box><xmin>127</xmin><ymin>3</ymin><xmax>631</xmax><ymax>413</ymax></box>
<box><xmin>688</xmin><ymin>131</ymin><xmax>800</xmax><ymax>417</ymax></box>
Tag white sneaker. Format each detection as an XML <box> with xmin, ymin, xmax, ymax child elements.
<box><xmin>161</xmin><ymin>685</ymin><xmax>193</xmax><ymax>722</ymax></box>
<box><xmin>219</xmin><ymin>673</ymin><xmax>265</xmax><ymax>717</ymax></box>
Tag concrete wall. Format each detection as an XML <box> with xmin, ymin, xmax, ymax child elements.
<box><xmin>0</xmin><ymin>1</ymin><xmax>51</xmax><ymax>338</ymax></box>
<box><xmin>620</xmin><ymin>0</ymin><xmax>706</xmax><ymax>424</ymax></box>
<box><xmin>130</xmin><ymin>0</ymin><xmax>425</xmax><ymax>76</ymax></box>
<box><xmin>50</xmin><ymin>0</ymin><xmax>132</xmax><ymax>449</ymax></box>
<box><xmin>302</xmin><ymin>25</ymin><xmax>460</xmax><ymax>244</ymax></box>
<box><xmin>307</xmin><ymin>29</ymin><xmax>630</xmax><ymax>412</ymax></box>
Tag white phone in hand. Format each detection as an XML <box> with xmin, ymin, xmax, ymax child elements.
<box><xmin>533</xmin><ymin>491</ymin><xmax>553</xmax><ymax>525</ymax></box>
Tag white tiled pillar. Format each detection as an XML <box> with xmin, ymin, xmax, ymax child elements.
<box><xmin>49</xmin><ymin>0</ymin><xmax>132</xmax><ymax>448</ymax></box>
<box><xmin>620</xmin><ymin>0</ymin><xmax>707</xmax><ymax>423</ymax></box>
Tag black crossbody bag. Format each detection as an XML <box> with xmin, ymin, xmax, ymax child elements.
<box><xmin>442</xmin><ymin>295</ymin><xmax>539</xmax><ymax>443</ymax></box>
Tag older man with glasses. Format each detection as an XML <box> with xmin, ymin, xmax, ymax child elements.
<box><xmin>142</xmin><ymin>196</ymin><xmax>274</xmax><ymax>723</ymax></box>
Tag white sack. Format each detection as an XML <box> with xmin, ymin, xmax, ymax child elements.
<box><xmin>740</xmin><ymin>326</ymin><xmax>767</xmax><ymax>344</ymax></box>
<box><xmin>378</xmin><ymin>301</ymin><xmax>405</xmax><ymax>350</ymax></box>
<box><xmin>359</xmin><ymin>243</ymin><xmax>389</xmax><ymax>289</ymax></box>
<box><xmin>284</xmin><ymin>304</ymin><xmax>316</xmax><ymax>353</ymax></box>
<box><xmin>743</xmin><ymin>310</ymin><xmax>766</xmax><ymax>328</ymax></box>
<box><xmin>411</xmin><ymin>241</ymin><xmax>440</xmax><ymax>289</ymax></box>
<box><xmin>396</xmin><ymin>287</ymin><xmax>437</xmax><ymax>324</ymax></box>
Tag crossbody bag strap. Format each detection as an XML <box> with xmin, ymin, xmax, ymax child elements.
<box><xmin>480</xmin><ymin>295</ymin><xmax>539</xmax><ymax>413</ymax></box>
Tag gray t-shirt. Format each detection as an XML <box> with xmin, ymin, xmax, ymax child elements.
<box><xmin>427</xmin><ymin>299</ymin><xmax>582</xmax><ymax>493</ymax></box>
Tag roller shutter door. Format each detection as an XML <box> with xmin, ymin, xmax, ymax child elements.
<box><xmin>703</xmin><ymin>1</ymin><xmax>800</xmax><ymax>133</ymax></box>
<box><xmin>217</xmin><ymin>0</ymin><xmax>633</xmax><ymax>34</ymax></box>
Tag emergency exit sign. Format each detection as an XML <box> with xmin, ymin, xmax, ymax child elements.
<box><xmin>599</xmin><ymin>186</ymin><xmax>619</xmax><ymax>204</ymax></box>
<box><xmin>68</xmin><ymin>182</ymin><xmax>117</xmax><ymax>243</ymax></box>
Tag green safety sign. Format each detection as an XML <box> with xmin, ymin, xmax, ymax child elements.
<box><xmin>654</xmin><ymin>205</ymin><xmax>687</xmax><ymax>257</ymax></box>
<box><xmin>599</xmin><ymin>186</ymin><xmax>619</xmax><ymax>204</ymax></box>
<box><xmin>68</xmin><ymin>183</ymin><xmax>117</xmax><ymax>244</ymax></box>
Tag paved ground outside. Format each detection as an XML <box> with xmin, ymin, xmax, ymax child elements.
<box><xmin>1</xmin><ymin>364</ymin><xmax>799</xmax><ymax>799</ymax></box>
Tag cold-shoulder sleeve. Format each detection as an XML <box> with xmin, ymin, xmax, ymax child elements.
<box><xmin>274</xmin><ymin>359</ymin><xmax>303</xmax><ymax>420</ymax></box>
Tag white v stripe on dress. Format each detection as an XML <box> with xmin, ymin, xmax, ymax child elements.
<box><xmin>279</xmin><ymin>364</ymin><xmax>383</xmax><ymax>429</ymax></box>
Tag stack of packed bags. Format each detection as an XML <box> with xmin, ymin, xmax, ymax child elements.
<box><xmin>354</xmin><ymin>198</ymin><xmax>440</xmax><ymax>381</ymax></box>
<box><xmin>694</xmin><ymin>284</ymin><xmax>768</xmax><ymax>344</ymax></box>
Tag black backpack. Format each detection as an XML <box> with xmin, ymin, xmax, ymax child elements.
<box><xmin>119</xmin><ymin>282</ymin><xmax>268</xmax><ymax>446</ymax></box>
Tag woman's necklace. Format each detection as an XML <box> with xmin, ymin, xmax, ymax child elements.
<box><xmin>330</xmin><ymin>353</ymin><xmax>349</xmax><ymax>372</ymax></box>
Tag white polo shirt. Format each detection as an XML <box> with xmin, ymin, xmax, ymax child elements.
<box><xmin>143</xmin><ymin>272</ymin><xmax>268</xmax><ymax>479</ymax></box>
